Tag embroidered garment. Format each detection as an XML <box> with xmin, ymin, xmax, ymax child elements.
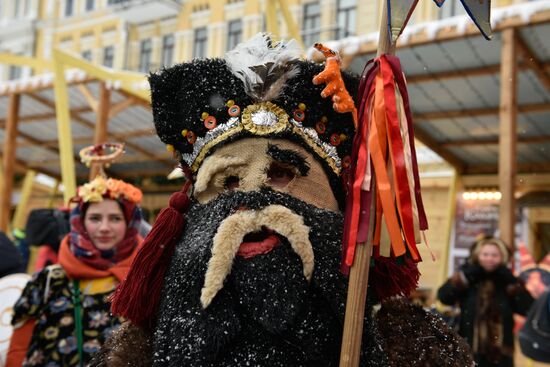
<box><xmin>11</xmin><ymin>265</ymin><xmax>123</xmax><ymax>367</ymax></box>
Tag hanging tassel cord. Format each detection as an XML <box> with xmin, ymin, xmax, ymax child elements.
<box><xmin>342</xmin><ymin>54</ymin><xmax>429</xmax><ymax>299</ymax></box>
<box><xmin>111</xmin><ymin>181</ymin><xmax>192</xmax><ymax>330</ymax></box>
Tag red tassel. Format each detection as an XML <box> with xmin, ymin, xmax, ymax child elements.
<box><xmin>370</xmin><ymin>257</ymin><xmax>420</xmax><ymax>301</ymax></box>
<box><xmin>111</xmin><ymin>181</ymin><xmax>192</xmax><ymax>330</ymax></box>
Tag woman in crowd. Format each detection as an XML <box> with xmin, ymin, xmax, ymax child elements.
<box><xmin>438</xmin><ymin>236</ymin><xmax>534</xmax><ymax>367</ymax></box>
<box><xmin>6</xmin><ymin>175</ymin><xmax>143</xmax><ymax>367</ymax></box>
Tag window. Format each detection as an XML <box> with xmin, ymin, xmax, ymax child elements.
<box><xmin>103</xmin><ymin>46</ymin><xmax>114</xmax><ymax>67</ymax></box>
<box><xmin>193</xmin><ymin>27</ymin><xmax>208</xmax><ymax>59</ymax></box>
<box><xmin>65</xmin><ymin>0</ymin><xmax>75</xmax><ymax>16</ymax></box>
<box><xmin>9</xmin><ymin>66</ymin><xmax>22</xmax><ymax>80</ymax></box>
<box><xmin>82</xmin><ymin>50</ymin><xmax>92</xmax><ymax>61</ymax></box>
<box><xmin>24</xmin><ymin>0</ymin><xmax>32</xmax><ymax>16</ymax></box>
<box><xmin>302</xmin><ymin>2</ymin><xmax>321</xmax><ymax>47</ymax></box>
<box><xmin>226</xmin><ymin>20</ymin><xmax>242</xmax><ymax>51</ymax></box>
<box><xmin>438</xmin><ymin>0</ymin><xmax>466</xmax><ymax>19</ymax></box>
<box><xmin>139</xmin><ymin>39</ymin><xmax>152</xmax><ymax>72</ymax></box>
<box><xmin>161</xmin><ymin>34</ymin><xmax>174</xmax><ymax>67</ymax></box>
<box><xmin>335</xmin><ymin>0</ymin><xmax>356</xmax><ymax>39</ymax></box>
<box><xmin>86</xmin><ymin>0</ymin><xmax>95</xmax><ymax>11</ymax></box>
<box><xmin>15</xmin><ymin>1</ymin><xmax>21</xmax><ymax>17</ymax></box>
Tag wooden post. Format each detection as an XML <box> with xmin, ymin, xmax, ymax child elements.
<box><xmin>90</xmin><ymin>82</ymin><xmax>111</xmax><ymax>179</ymax></box>
<box><xmin>339</xmin><ymin>2</ymin><xmax>395</xmax><ymax>366</ymax></box>
<box><xmin>48</xmin><ymin>180</ymin><xmax>61</xmax><ymax>209</ymax></box>
<box><xmin>53</xmin><ymin>53</ymin><xmax>77</xmax><ymax>203</ymax></box>
<box><xmin>11</xmin><ymin>169</ymin><xmax>36</xmax><ymax>230</ymax></box>
<box><xmin>0</xmin><ymin>160</ymin><xmax>4</xmax><ymax>201</ymax></box>
<box><xmin>265</xmin><ymin>0</ymin><xmax>280</xmax><ymax>39</ymax></box>
<box><xmin>498</xmin><ymin>28</ymin><xmax>517</xmax><ymax>252</ymax></box>
<box><xmin>0</xmin><ymin>93</ymin><xmax>20</xmax><ymax>232</ymax></box>
<box><xmin>277</xmin><ymin>0</ymin><xmax>305</xmax><ymax>48</ymax></box>
<box><xmin>438</xmin><ymin>170</ymin><xmax>461</xmax><ymax>285</ymax></box>
<box><xmin>339</xmin><ymin>195</ymin><xmax>376</xmax><ymax>367</ymax></box>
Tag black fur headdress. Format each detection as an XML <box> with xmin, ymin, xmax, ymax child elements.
<box><xmin>149</xmin><ymin>34</ymin><xmax>358</xmax><ymax>194</ymax></box>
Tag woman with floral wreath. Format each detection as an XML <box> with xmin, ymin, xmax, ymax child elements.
<box><xmin>6</xmin><ymin>174</ymin><xmax>143</xmax><ymax>367</ymax></box>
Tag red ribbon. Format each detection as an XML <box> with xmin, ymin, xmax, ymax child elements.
<box><xmin>342</xmin><ymin>54</ymin><xmax>426</xmax><ymax>271</ymax></box>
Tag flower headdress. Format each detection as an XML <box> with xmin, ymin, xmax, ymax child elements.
<box><xmin>75</xmin><ymin>143</ymin><xmax>143</xmax><ymax>205</ymax></box>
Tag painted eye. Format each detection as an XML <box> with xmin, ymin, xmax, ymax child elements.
<box><xmin>224</xmin><ymin>175</ymin><xmax>240</xmax><ymax>190</ymax></box>
<box><xmin>267</xmin><ymin>162</ymin><xmax>295</xmax><ymax>187</ymax></box>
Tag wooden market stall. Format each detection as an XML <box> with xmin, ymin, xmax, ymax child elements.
<box><xmin>308</xmin><ymin>1</ymin><xmax>550</xmax><ymax>284</ymax></box>
<box><xmin>0</xmin><ymin>51</ymin><xmax>178</xmax><ymax>233</ymax></box>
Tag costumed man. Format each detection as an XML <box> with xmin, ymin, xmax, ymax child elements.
<box><xmin>93</xmin><ymin>34</ymin><xmax>473</xmax><ymax>367</ymax></box>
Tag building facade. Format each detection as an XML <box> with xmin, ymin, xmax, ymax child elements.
<box><xmin>0</xmin><ymin>0</ymin><xmax>526</xmax><ymax>79</ymax></box>
<box><xmin>0</xmin><ymin>0</ymin><xmax>40</xmax><ymax>80</ymax></box>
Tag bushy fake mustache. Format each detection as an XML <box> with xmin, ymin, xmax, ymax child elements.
<box><xmin>201</xmin><ymin>205</ymin><xmax>313</xmax><ymax>308</ymax></box>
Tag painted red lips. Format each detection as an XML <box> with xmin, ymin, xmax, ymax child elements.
<box><xmin>237</xmin><ymin>227</ymin><xmax>281</xmax><ymax>259</ymax></box>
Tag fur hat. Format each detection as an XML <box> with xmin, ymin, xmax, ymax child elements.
<box><xmin>149</xmin><ymin>34</ymin><xmax>358</xmax><ymax>205</ymax></box>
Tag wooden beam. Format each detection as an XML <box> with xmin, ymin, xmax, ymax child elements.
<box><xmin>108</xmin><ymin>166</ymin><xmax>175</xmax><ymax>177</ymax></box>
<box><xmin>118</xmin><ymin>89</ymin><xmax>151</xmax><ymax>110</ymax></box>
<box><xmin>0</xmin><ymin>160</ymin><xmax>3</xmax><ymax>202</ymax></box>
<box><xmin>78</xmin><ymin>84</ymin><xmax>98</xmax><ymax>112</ymax></box>
<box><xmin>442</xmin><ymin>135</ymin><xmax>550</xmax><ymax>147</ymax></box>
<box><xmin>11</xmin><ymin>170</ymin><xmax>36</xmax><ymax>230</ymax></box>
<box><xmin>407</xmin><ymin>64</ymin><xmax>501</xmax><ymax>84</ymax></box>
<box><xmin>90</xmin><ymin>82</ymin><xmax>111</xmax><ymax>179</ymax></box>
<box><xmin>18</xmin><ymin>127</ymin><xmax>156</xmax><ymax>148</ymax></box>
<box><xmin>467</xmin><ymin>162</ymin><xmax>550</xmax><ymax>175</ymax></box>
<box><xmin>52</xmin><ymin>55</ymin><xmax>77</xmax><ymax>202</ymax></box>
<box><xmin>0</xmin><ymin>93</ymin><xmax>20</xmax><ymax>232</ymax></box>
<box><xmin>405</xmin><ymin>62</ymin><xmax>550</xmax><ymax>84</ymax></box>
<box><xmin>277</xmin><ymin>0</ymin><xmax>305</xmax><ymax>49</ymax></box>
<box><xmin>0</xmin><ymin>153</ymin><xmax>60</xmax><ymax>180</ymax></box>
<box><xmin>0</xmin><ymin>76</ymin><xmax>96</xmax><ymax>97</ymax></box>
<box><xmin>265</xmin><ymin>0</ymin><xmax>280</xmax><ymax>39</ymax></box>
<box><xmin>36</xmin><ymin>153</ymin><xmax>168</xmax><ymax>166</ymax></box>
<box><xmin>16</xmin><ymin>131</ymin><xmax>84</xmax><ymax>172</ymax></box>
<box><xmin>109</xmin><ymin>96</ymin><xmax>136</xmax><ymax>119</ymax></box>
<box><xmin>26</xmin><ymin>91</ymin><xmax>173</xmax><ymax>169</ymax></box>
<box><xmin>438</xmin><ymin>171</ymin><xmax>462</xmax><ymax>285</ymax></box>
<box><xmin>413</xmin><ymin>127</ymin><xmax>466</xmax><ymax>173</ymax></box>
<box><xmin>343</xmin><ymin>8</ymin><xmax>550</xmax><ymax>57</ymax></box>
<box><xmin>0</xmin><ymin>106</ymin><xmax>93</xmax><ymax>128</ymax></box>
<box><xmin>0</xmin><ymin>112</ymin><xmax>56</xmax><ymax>128</ymax></box>
<box><xmin>498</xmin><ymin>28</ymin><xmax>518</xmax><ymax>251</ymax></box>
<box><xmin>414</xmin><ymin>102</ymin><xmax>550</xmax><ymax>121</ymax></box>
<box><xmin>516</xmin><ymin>34</ymin><xmax>550</xmax><ymax>94</ymax></box>
<box><xmin>18</xmin><ymin>136</ymin><xmax>92</xmax><ymax>149</ymax></box>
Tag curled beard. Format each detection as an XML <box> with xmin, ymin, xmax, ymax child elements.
<box><xmin>152</xmin><ymin>189</ymin><xmax>386</xmax><ymax>367</ymax></box>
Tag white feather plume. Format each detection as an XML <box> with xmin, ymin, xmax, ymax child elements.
<box><xmin>225</xmin><ymin>33</ymin><xmax>302</xmax><ymax>102</ymax></box>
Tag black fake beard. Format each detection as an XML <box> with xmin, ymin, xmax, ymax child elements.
<box><xmin>152</xmin><ymin>189</ymin><xmax>350</xmax><ymax>366</ymax></box>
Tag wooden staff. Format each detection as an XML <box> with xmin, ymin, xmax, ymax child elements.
<box><xmin>339</xmin><ymin>2</ymin><xmax>397</xmax><ymax>366</ymax></box>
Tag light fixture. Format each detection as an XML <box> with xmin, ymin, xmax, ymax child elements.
<box><xmin>462</xmin><ymin>190</ymin><xmax>502</xmax><ymax>201</ymax></box>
